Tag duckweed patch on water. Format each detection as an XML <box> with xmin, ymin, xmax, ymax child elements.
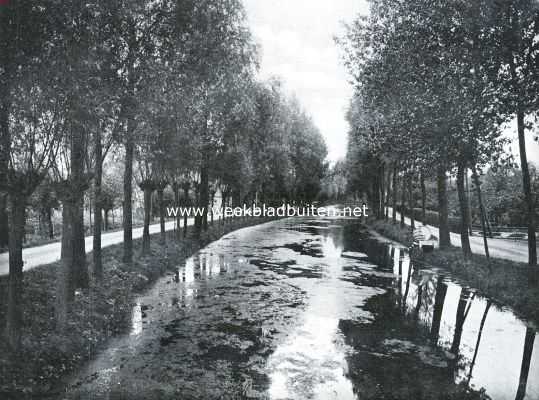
<box><xmin>0</xmin><ymin>218</ymin><xmax>275</xmax><ymax>399</ymax></box>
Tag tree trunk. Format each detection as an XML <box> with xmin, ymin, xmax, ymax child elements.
<box><xmin>123</xmin><ymin>132</ymin><xmax>134</xmax><ymax>264</ymax></box>
<box><xmin>0</xmin><ymin>195</ymin><xmax>9</xmax><ymax>248</ymax></box>
<box><xmin>437</xmin><ymin>168</ymin><xmax>451</xmax><ymax>248</ymax></box>
<box><xmin>379</xmin><ymin>164</ymin><xmax>385</xmax><ymax>219</ymax></box>
<box><xmin>141</xmin><ymin>184</ymin><xmax>152</xmax><ymax>255</ymax></box>
<box><xmin>104</xmin><ymin>209</ymin><xmax>110</xmax><ymax>231</ymax></box>
<box><xmin>39</xmin><ymin>206</ymin><xmax>50</xmax><ymax>238</ymax></box>
<box><xmin>515</xmin><ymin>327</ymin><xmax>536</xmax><ymax>400</ymax></box>
<box><xmin>472</xmin><ymin>166</ymin><xmax>491</xmax><ymax>268</ymax></box>
<box><xmin>409</xmin><ymin>174</ymin><xmax>415</xmax><ymax>230</ymax></box>
<box><xmin>372</xmin><ymin>178</ymin><xmax>380</xmax><ymax>220</ymax></box>
<box><xmin>210</xmin><ymin>191</ymin><xmax>215</xmax><ymax>226</ymax></box>
<box><xmin>0</xmin><ymin>99</ymin><xmax>10</xmax><ymax>248</ymax></box>
<box><xmin>194</xmin><ymin>184</ymin><xmax>200</xmax><ymax>231</ymax></box>
<box><xmin>72</xmin><ymin>190</ymin><xmax>88</xmax><ymax>288</ymax></box>
<box><xmin>517</xmin><ymin>110</ymin><xmax>537</xmax><ymax>267</ymax></box>
<box><xmin>173</xmin><ymin>184</ymin><xmax>180</xmax><ymax>239</ymax></box>
<box><xmin>199</xmin><ymin>154</ymin><xmax>209</xmax><ymax>232</ymax></box>
<box><xmin>386</xmin><ymin>168</ymin><xmax>391</xmax><ymax>220</ymax></box>
<box><xmin>88</xmin><ymin>196</ymin><xmax>92</xmax><ymax>231</ymax></box>
<box><xmin>485</xmin><ymin>212</ymin><xmax>493</xmax><ymax>238</ymax></box>
<box><xmin>183</xmin><ymin>185</ymin><xmax>189</xmax><ymax>238</ymax></box>
<box><xmin>457</xmin><ymin>160</ymin><xmax>472</xmax><ymax>258</ymax></box>
<box><xmin>221</xmin><ymin>192</ymin><xmax>227</xmax><ymax>226</ymax></box>
<box><xmin>157</xmin><ymin>186</ymin><xmax>166</xmax><ymax>245</ymax></box>
<box><xmin>400</xmin><ymin>172</ymin><xmax>406</xmax><ymax>227</ymax></box>
<box><xmin>5</xmin><ymin>193</ymin><xmax>26</xmax><ymax>350</ymax></box>
<box><xmin>392</xmin><ymin>166</ymin><xmax>398</xmax><ymax>223</ymax></box>
<box><xmin>465</xmin><ymin>170</ymin><xmax>473</xmax><ymax>236</ymax></box>
<box><xmin>46</xmin><ymin>207</ymin><xmax>54</xmax><ymax>239</ymax></box>
<box><xmin>93</xmin><ymin>129</ymin><xmax>103</xmax><ymax>279</ymax></box>
<box><xmin>57</xmin><ymin>202</ymin><xmax>75</xmax><ymax>332</ymax></box>
<box><xmin>70</xmin><ymin>127</ymin><xmax>89</xmax><ymax>289</ymax></box>
<box><xmin>420</xmin><ymin>173</ymin><xmax>426</xmax><ymax>224</ymax></box>
<box><xmin>415</xmin><ymin>283</ymin><xmax>423</xmax><ymax>315</ymax></box>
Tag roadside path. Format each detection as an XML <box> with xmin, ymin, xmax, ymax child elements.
<box><xmin>389</xmin><ymin>208</ymin><xmax>533</xmax><ymax>263</ymax></box>
<box><xmin>0</xmin><ymin>219</ymin><xmax>193</xmax><ymax>276</ymax></box>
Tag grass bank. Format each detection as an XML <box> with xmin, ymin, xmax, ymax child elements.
<box><xmin>0</xmin><ymin>217</ymin><xmax>275</xmax><ymax>399</ymax></box>
<box><xmin>369</xmin><ymin>219</ymin><xmax>539</xmax><ymax>325</ymax></box>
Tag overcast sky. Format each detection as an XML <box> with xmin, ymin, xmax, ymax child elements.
<box><xmin>243</xmin><ymin>0</ymin><xmax>539</xmax><ymax>166</ymax></box>
<box><xmin>243</xmin><ymin>0</ymin><xmax>369</xmax><ymax>163</ymax></box>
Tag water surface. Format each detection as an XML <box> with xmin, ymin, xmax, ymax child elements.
<box><xmin>60</xmin><ymin>216</ymin><xmax>539</xmax><ymax>400</ymax></box>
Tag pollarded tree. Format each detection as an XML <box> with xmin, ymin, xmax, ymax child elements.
<box><xmin>134</xmin><ymin>86</ymin><xmax>177</xmax><ymax>253</ymax></box>
<box><xmin>100</xmin><ymin>0</ymin><xmax>176</xmax><ymax>264</ymax></box>
<box><xmin>2</xmin><ymin>77</ymin><xmax>64</xmax><ymax>349</ymax></box>
<box><xmin>31</xmin><ymin>178</ymin><xmax>60</xmax><ymax>240</ymax></box>
<box><xmin>0</xmin><ymin>0</ymin><xmax>65</xmax><ymax>350</ymax></box>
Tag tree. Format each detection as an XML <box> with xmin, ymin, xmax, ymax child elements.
<box><xmin>100</xmin><ymin>0</ymin><xmax>172</xmax><ymax>264</ymax></box>
<box><xmin>486</xmin><ymin>0</ymin><xmax>539</xmax><ymax>266</ymax></box>
<box><xmin>0</xmin><ymin>0</ymin><xmax>64</xmax><ymax>349</ymax></box>
<box><xmin>32</xmin><ymin>179</ymin><xmax>59</xmax><ymax>240</ymax></box>
<box><xmin>2</xmin><ymin>64</ymin><xmax>64</xmax><ymax>348</ymax></box>
<box><xmin>338</xmin><ymin>0</ymin><xmax>512</xmax><ymax>262</ymax></box>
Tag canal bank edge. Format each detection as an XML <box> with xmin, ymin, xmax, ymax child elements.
<box><xmin>368</xmin><ymin>219</ymin><xmax>539</xmax><ymax>328</ymax></box>
<box><xmin>0</xmin><ymin>217</ymin><xmax>278</xmax><ymax>399</ymax></box>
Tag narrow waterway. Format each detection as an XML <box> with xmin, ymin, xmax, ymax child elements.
<box><xmin>59</xmin><ymin>213</ymin><xmax>539</xmax><ymax>400</ymax></box>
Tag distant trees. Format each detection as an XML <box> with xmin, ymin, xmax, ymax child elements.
<box><xmin>339</xmin><ymin>0</ymin><xmax>538</xmax><ymax>265</ymax></box>
<box><xmin>320</xmin><ymin>161</ymin><xmax>347</xmax><ymax>202</ymax></box>
<box><xmin>0</xmin><ymin>0</ymin><xmax>328</xmax><ymax>350</ymax></box>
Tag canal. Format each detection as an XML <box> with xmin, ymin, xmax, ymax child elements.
<box><xmin>59</xmin><ymin>213</ymin><xmax>539</xmax><ymax>399</ymax></box>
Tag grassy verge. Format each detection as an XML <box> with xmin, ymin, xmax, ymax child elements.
<box><xmin>370</xmin><ymin>219</ymin><xmax>414</xmax><ymax>245</ymax></box>
<box><xmin>368</xmin><ymin>219</ymin><xmax>539</xmax><ymax>325</ymax></box>
<box><xmin>0</xmin><ymin>217</ymin><xmax>274</xmax><ymax>399</ymax></box>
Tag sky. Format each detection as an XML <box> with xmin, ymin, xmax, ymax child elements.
<box><xmin>243</xmin><ymin>0</ymin><xmax>539</xmax><ymax>166</ymax></box>
<box><xmin>243</xmin><ymin>0</ymin><xmax>369</xmax><ymax>163</ymax></box>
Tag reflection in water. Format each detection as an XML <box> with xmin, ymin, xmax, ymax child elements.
<box><xmin>466</xmin><ymin>300</ymin><xmax>491</xmax><ymax>386</ymax></box>
<box><xmin>126</xmin><ymin>252</ymin><xmax>233</xmax><ymax>339</ymax></box>
<box><xmin>130</xmin><ymin>302</ymin><xmax>142</xmax><ymax>336</ymax></box>
<box><xmin>268</xmin><ymin>314</ymin><xmax>354</xmax><ymax>400</ymax></box>
<box><xmin>516</xmin><ymin>328</ymin><xmax>536</xmax><ymax>400</ymax></box>
<box><xmin>63</xmin><ymin>217</ymin><xmax>539</xmax><ymax>400</ymax></box>
<box><xmin>267</xmin><ymin>231</ymin><xmax>357</xmax><ymax>399</ymax></box>
<box><xmin>363</xmin><ymin>238</ymin><xmax>539</xmax><ymax>400</ymax></box>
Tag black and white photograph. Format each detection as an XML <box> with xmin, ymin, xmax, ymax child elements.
<box><xmin>1</xmin><ymin>0</ymin><xmax>539</xmax><ymax>399</ymax></box>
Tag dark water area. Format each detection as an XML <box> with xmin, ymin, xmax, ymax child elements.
<box><xmin>59</xmin><ymin>213</ymin><xmax>539</xmax><ymax>400</ymax></box>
